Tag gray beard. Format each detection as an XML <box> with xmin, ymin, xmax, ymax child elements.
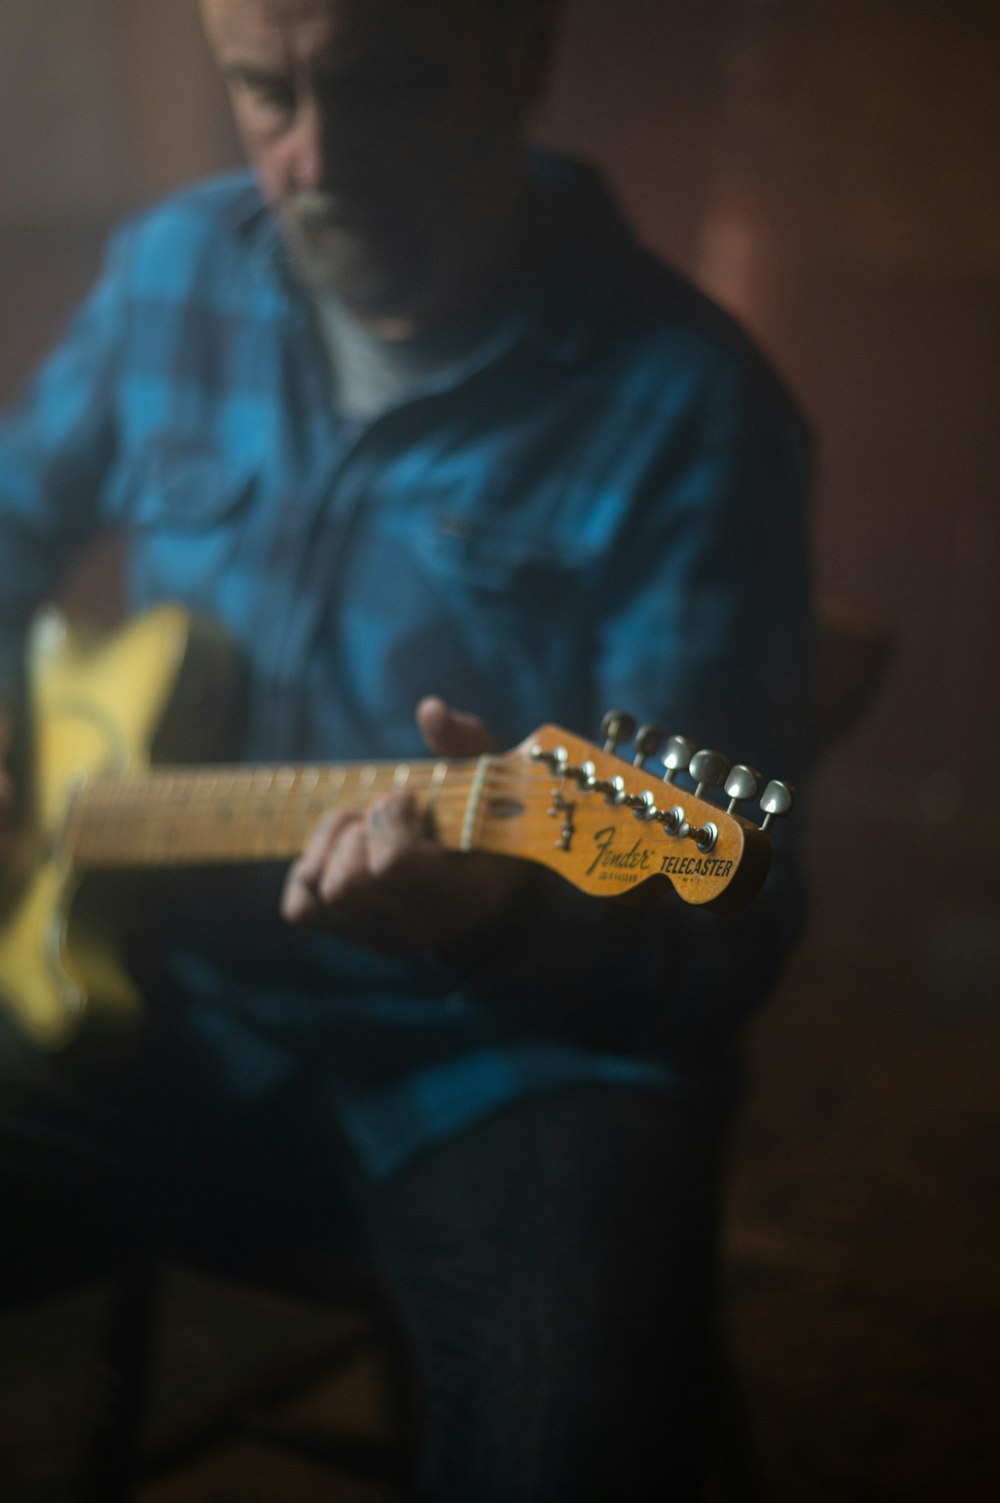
<box><xmin>281</xmin><ymin>193</ymin><xmax>433</xmax><ymax>319</ymax></box>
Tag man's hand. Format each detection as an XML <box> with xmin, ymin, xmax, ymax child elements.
<box><xmin>280</xmin><ymin>697</ymin><xmax>524</xmax><ymax>955</ymax></box>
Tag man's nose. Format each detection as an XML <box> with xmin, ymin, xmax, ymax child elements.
<box><xmin>288</xmin><ymin>100</ymin><xmax>329</xmax><ymax>192</ymax></box>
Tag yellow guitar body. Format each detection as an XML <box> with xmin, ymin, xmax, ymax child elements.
<box><xmin>0</xmin><ymin>606</ymin><xmax>212</xmax><ymax>1049</ymax></box>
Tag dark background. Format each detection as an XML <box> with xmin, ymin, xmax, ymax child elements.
<box><xmin>0</xmin><ymin>2</ymin><xmax>997</xmax><ymax>1498</ymax></box>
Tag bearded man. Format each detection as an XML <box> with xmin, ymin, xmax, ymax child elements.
<box><xmin>0</xmin><ymin>2</ymin><xmax>811</xmax><ymax>1496</ymax></box>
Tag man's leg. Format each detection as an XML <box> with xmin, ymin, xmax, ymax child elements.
<box><xmin>0</xmin><ymin>1017</ymin><xmax>152</xmax><ymax>1305</ymax></box>
<box><xmin>370</xmin><ymin>1086</ymin><xmax>728</xmax><ymax>1503</ymax></box>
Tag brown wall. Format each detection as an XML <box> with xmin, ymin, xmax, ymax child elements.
<box><xmin>1</xmin><ymin>2</ymin><xmax>997</xmax><ymax>1492</ymax></box>
<box><xmin>543</xmin><ymin>0</ymin><xmax>1000</xmax><ymax>985</ymax></box>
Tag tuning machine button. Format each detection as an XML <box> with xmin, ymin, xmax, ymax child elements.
<box><xmin>724</xmin><ymin>764</ymin><xmax>762</xmax><ymax>814</ymax></box>
<box><xmin>760</xmin><ymin>780</ymin><xmax>795</xmax><ymax>831</ymax></box>
<box><xmin>688</xmin><ymin>749</ymin><xmax>730</xmax><ymax>799</ymax></box>
<box><xmin>600</xmin><ymin>710</ymin><xmax>638</xmax><ymax>756</ymax></box>
<box><xmin>661</xmin><ymin>735</ymin><xmax>697</xmax><ymax>784</ymax></box>
<box><xmin>632</xmin><ymin>724</ymin><xmax>664</xmax><ymax>767</ymax></box>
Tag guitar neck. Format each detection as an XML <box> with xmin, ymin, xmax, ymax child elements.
<box><xmin>66</xmin><ymin>758</ymin><xmax>488</xmax><ymax>869</ymax></box>
<box><xmin>14</xmin><ymin>601</ymin><xmax>780</xmax><ymax>914</ymax></box>
<box><xmin>56</xmin><ymin>726</ymin><xmax>776</xmax><ymax>912</ymax></box>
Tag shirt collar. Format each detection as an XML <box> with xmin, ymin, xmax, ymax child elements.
<box><xmin>220</xmin><ymin>152</ymin><xmax>634</xmax><ymax>366</ymax></box>
<box><xmin>505</xmin><ymin>152</ymin><xmax>636</xmax><ymax>367</ymax></box>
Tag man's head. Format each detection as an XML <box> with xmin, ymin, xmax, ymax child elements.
<box><xmin>200</xmin><ymin>0</ymin><xmax>560</xmax><ymax>333</ymax></box>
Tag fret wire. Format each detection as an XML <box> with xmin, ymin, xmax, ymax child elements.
<box><xmin>293</xmin><ymin>767</ymin><xmax>321</xmax><ymax>849</ymax></box>
<box><xmin>323</xmin><ymin>766</ymin><xmax>348</xmax><ymax>818</ymax></box>
<box><xmin>272</xmin><ymin>768</ymin><xmax>297</xmax><ymax>851</ymax></box>
<box><xmin>256</xmin><ymin>769</ymin><xmax>276</xmax><ymax>858</ymax></box>
<box><xmin>354</xmin><ymin>765</ymin><xmax>377</xmax><ymax>812</ymax></box>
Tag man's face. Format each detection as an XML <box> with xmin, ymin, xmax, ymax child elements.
<box><xmin>200</xmin><ymin>0</ymin><xmax>551</xmax><ymax>326</ymax></box>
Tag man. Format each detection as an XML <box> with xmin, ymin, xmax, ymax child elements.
<box><xmin>0</xmin><ymin>0</ymin><xmax>812</xmax><ymax>1496</ymax></box>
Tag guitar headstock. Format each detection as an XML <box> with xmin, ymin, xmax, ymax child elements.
<box><xmin>478</xmin><ymin>713</ymin><xmax>794</xmax><ymax>912</ymax></box>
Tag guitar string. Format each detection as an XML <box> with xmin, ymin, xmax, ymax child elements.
<box><xmin>71</xmin><ymin>803</ymin><xmax>740</xmax><ymax>865</ymax></box>
<box><xmin>78</xmin><ymin>756</ymin><xmax>640</xmax><ymax>785</ymax></box>
<box><xmin>76</xmin><ymin>763</ymin><xmax>682</xmax><ymax>800</ymax></box>
<box><xmin>71</xmin><ymin>764</ymin><xmax>737</xmax><ymax>862</ymax></box>
<box><xmin>74</xmin><ymin>780</ymin><xmax>735</xmax><ymax>830</ymax></box>
<box><xmin>81</xmin><ymin>771</ymin><xmax>514</xmax><ymax>792</ymax></box>
<box><xmin>70</xmin><ymin>786</ymin><xmax>716</xmax><ymax>816</ymax></box>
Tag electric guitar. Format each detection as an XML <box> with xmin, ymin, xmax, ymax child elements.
<box><xmin>0</xmin><ymin>606</ymin><xmax>794</xmax><ymax>1050</ymax></box>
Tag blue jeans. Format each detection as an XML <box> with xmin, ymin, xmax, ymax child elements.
<box><xmin>1</xmin><ymin>1017</ymin><xmax>727</xmax><ymax>1500</ymax></box>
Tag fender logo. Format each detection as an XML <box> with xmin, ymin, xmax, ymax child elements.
<box><xmin>586</xmin><ymin>827</ymin><xmax>656</xmax><ymax>878</ymax></box>
<box><xmin>586</xmin><ymin>827</ymin><xmax>734</xmax><ymax>884</ymax></box>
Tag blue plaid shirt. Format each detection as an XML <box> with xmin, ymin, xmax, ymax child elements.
<box><xmin>0</xmin><ymin>155</ymin><xmax>811</xmax><ymax>1177</ymax></box>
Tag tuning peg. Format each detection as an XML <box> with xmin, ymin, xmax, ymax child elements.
<box><xmin>661</xmin><ymin>735</ymin><xmax>698</xmax><ymax>784</ymax></box>
<box><xmin>632</xmin><ymin>724</ymin><xmax>665</xmax><ymax>767</ymax></box>
<box><xmin>724</xmin><ymin>764</ymin><xmax>762</xmax><ymax>814</ymax></box>
<box><xmin>689</xmin><ymin>749</ymin><xmax>730</xmax><ymax>799</ymax></box>
<box><xmin>759</xmin><ymin>780</ymin><xmax>796</xmax><ymax>831</ymax></box>
<box><xmin>600</xmin><ymin>709</ymin><xmax>637</xmax><ymax>755</ymax></box>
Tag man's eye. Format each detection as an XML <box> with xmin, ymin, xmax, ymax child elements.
<box><xmin>243</xmin><ymin>79</ymin><xmax>296</xmax><ymax>114</ymax></box>
<box><xmin>318</xmin><ymin>62</ymin><xmax>447</xmax><ymax>111</ymax></box>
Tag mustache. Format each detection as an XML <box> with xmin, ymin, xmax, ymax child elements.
<box><xmin>285</xmin><ymin>189</ymin><xmax>388</xmax><ymax>231</ymax></box>
<box><xmin>286</xmin><ymin>191</ymin><xmax>338</xmax><ymax>229</ymax></box>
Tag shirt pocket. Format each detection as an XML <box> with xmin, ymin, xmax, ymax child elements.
<box><xmin>122</xmin><ymin>435</ymin><xmax>257</xmax><ymax>607</ymax></box>
<box><xmin>128</xmin><ymin>435</ymin><xmax>255</xmax><ymax>530</ymax></box>
<box><xmin>401</xmin><ymin>507</ymin><xmax>598</xmax><ymax>599</ymax></box>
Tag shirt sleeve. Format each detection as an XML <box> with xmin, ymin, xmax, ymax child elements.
<box><xmin>0</xmin><ymin>228</ymin><xmax>130</xmax><ymax>704</ymax></box>
<box><xmin>442</xmin><ymin>354</ymin><xmax>814</xmax><ymax>1055</ymax></box>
